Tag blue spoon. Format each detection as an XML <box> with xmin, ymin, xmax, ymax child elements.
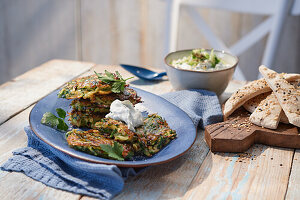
<box><xmin>120</xmin><ymin>64</ymin><xmax>167</xmax><ymax>81</ymax></box>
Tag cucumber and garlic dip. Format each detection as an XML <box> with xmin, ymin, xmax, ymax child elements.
<box><xmin>171</xmin><ymin>49</ymin><xmax>230</xmax><ymax>71</ymax></box>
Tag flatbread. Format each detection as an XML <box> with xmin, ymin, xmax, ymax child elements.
<box><xmin>280</xmin><ymin>81</ymin><xmax>300</xmax><ymax>124</ymax></box>
<box><xmin>243</xmin><ymin>92</ymin><xmax>289</xmax><ymax>124</ymax></box>
<box><xmin>249</xmin><ymin>93</ymin><xmax>282</xmax><ymax>129</ymax></box>
<box><xmin>259</xmin><ymin>66</ymin><xmax>300</xmax><ymax>127</ymax></box>
<box><xmin>223</xmin><ymin>73</ymin><xmax>300</xmax><ymax>118</ymax></box>
<box><xmin>243</xmin><ymin>92</ymin><xmax>270</xmax><ymax>113</ymax></box>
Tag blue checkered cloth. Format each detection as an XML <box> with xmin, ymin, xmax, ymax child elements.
<box><xmin>1</xmin><ymin>89</ymin><xmax>222</xmax><ymax>199</ymax></box>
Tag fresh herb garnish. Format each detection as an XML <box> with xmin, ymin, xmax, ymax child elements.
<box><xmin>190</xmin><ymin>49</ymin><xmax>220</xmax><ymax>68</ymax></box>
<box><xmin>99</xmin><ymin>141</ymin><xmax>124</xmax><ymax>161</ymax></box>
<box><xmin>41</xmin><ymin>108</ymin><xmax>69</xmax><ymax>131</ymax></box>
<box><xmin>209</xmin><ymin>49</ymin><xmax>220</xmax><ymax>68</ymax></box>
<box><xmin>56</xmin><ymin>108</ymin><xmax>66</xmax><ymax>119</ymax></box>
<box><xmin>94</xmin><ymin>70</ymin><xmax>133</xmax><ymax>93</ymax></box>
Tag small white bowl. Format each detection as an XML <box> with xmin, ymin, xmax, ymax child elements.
<box><xmin>164</xmin><ymin>49</ymin><xmax>238</xmax><ymax>95</ymax></box>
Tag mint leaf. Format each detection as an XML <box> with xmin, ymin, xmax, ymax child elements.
<box><xmin>41</xmin><ymin>112</ymin><xmax>59</xmax><ymax>128</ymax></box>
<box><xmin>100</xmin><ymin>142</ymin><xmax>124</xmax><ymax>161</ymax></box>
<box><xmin>57</xmin><ymin>118</ymin><xmax>69</xmax><ymax>131</ymax></box>
<box><xmin>41</xmin><ymin>111</ymin><xmax>68</xmax><ymax>132</ymax></box>
<box><xmin>56</xmin><ymin>108</ymin><xmax>66</xmax><ymax>119</ymax></box>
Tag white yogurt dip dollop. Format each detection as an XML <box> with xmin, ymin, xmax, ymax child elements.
<box><xmin>106</xmin><ymin>100</ymin><xmax>144</xmax><ymax>131</ymax></box>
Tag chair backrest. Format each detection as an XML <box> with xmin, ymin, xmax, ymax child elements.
<box><xmin>166</xmin><ymin>0</ymin><xmax>298</xmax><ymax>80</ymax></box>
<box><xmin>181</xmin><ymin>0</ymin><xmax>279</xmax><ymax>15</ymax></box>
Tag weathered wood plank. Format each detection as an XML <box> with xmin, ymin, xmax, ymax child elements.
<box><xmin>0</xmin><ymin>1</ymin><xmax>9</xmax><ymax>84</ymax></box>
<box><xmin>0</xmin><ymin>172</ymin><xmax>81</xmax><ymax>200</ymax></box>
<box><xmin>0</xmin><ymin>0</ymin><xmax>79</xmax><ymax>84</ymax></box>
<box><xmin>0</xmin><ymin>59</ymin><xmax>95</xmax><ymax>124</ymax></box>
<box><xmin>141</xmin><ymin>0</ymin><xmax>166</xmax><ymax>68</ymax></box>
<box><xmin>286</xmin><ymin>149</ymin><xmax>300</xmax><ymax>200</ymax></box>
<box><xmin>0</xmin><ymin>106</ymin><xmax>80</xmax><ymax>200</ymax></box>
<box><xmin>81</xmin><ymin>0</ymin><xmax>168</xmax><ymax>70</ymax></box>
<box><xmin>114</xmin><ymin>0</ymin><xmax>141</xmax><ymax>66</ymax></box>
<box><xmin>0</xmin><ymin>107</ymin><xmax>31</xmax><ymax>165</ymax></box>
<box><xmin>81</xmin><ymin>0</ymin><xmax>142</xmax><ymax>66</ymax></box>
<box><xmin>80</xmin><ymin>0</ymin><xmax>112</xmax><ymax>65</ymax></box>
<box><xmin>182</xmin><ymin>145</ymin><xmax>294</xmax><ymax>200</ymax></box>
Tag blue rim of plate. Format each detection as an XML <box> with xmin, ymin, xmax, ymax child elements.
<box><xmin>29</xmin><ymin>87</ymin><xmax>196</xmax><ymax>167</ymax></box>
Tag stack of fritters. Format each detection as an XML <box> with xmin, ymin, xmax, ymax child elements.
<box><xmin>58</xmin><ymin>74</ymin><xmax>141</xmax><ymax>128</ymax></box>
<box><xmin>66</xmin><ymin>114</ymin><xmax>177</xmax><ymax>160</ymax></box>
<box><xmin>59</xmin><ymin>72</ymin><xmax>177</xmax><ymax>161</ymax></box>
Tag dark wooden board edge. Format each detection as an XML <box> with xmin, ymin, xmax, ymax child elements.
<box><xmin>205</xmin><ymin>107</ymin><xmax>300</xmax><ymax>153</ymax></box>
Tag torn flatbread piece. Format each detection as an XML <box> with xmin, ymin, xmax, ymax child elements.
<box><xmin>249</xmin><ymin>93</ymin><xmax>282</xmax><ymax>129</ymax></box>
<box><xmin>223</xmin><ymin>73</ymin><xmax>300</xmax><ymax>118</ymax></box>
<box><xmin>243</xmin><ymin>92</ymin><xmax>270</xmax><ymax>113</ymax></box>
<box><xmin>243</xmin><ymin>92</ymin><xmax>289</xmax><ymax>124</ymax></box>
<box><xmin>259</xmin><ymin>65</ymin><xmax>300</xmax><ymax>127</ymax></box>
<box><xmin>279</xmin><ymin>81</ymin><xmax>300</xmax><ymax>124</ymax></box>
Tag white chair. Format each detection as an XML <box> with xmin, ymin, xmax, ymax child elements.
<box><xmin>165</xmin><ymin>0</ymin><xmax>300</xmax><ymax>80</ymax></box>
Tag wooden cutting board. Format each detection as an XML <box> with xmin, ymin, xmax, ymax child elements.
<box><xmin>205</xmin><ymin>107</ymin><xmax>300</xmax><ymax>152</ymax></box>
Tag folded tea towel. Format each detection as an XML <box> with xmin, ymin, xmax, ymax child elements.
<box><xmin>161</xmin><ymin>89</ymin><xmax>223</xmax><ymax>129</ymax></box>
<box><xmin>1</xmin><ymin>89</ymin><xmax>222</xmax><ymax>199</ymax></box>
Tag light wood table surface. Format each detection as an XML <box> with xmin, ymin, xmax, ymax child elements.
<box><xmin>0</xmin><ymin>60</ymin><xmax>299</xmax><ymax>200</ymax></box>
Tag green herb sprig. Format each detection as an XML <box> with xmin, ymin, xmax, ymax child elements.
<box><xmin>94</xmin><ymin>70</ymin><xmax>133</xmax><ymax>93</ymax></box>
<box><xmin>41</xmin><ymin>108</ymin><xmax>69</xmax><ymax>132</ymax></box>
<box><xmin>100</xmin><ymin>141</ymin><xmax>124</xmax><ymax>161</ymax></box>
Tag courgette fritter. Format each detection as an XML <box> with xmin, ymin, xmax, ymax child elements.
<box><xmin>93</xmin><ymin>118</ymin><xmax>137</xmax><ymax>143</ymax></box>
<box><xmin>88</xmin><ymin>88</ymin><xmax>141</xmax><ymax>105</ymax></box>
<box><xmin>58</xmin><ymin>75</ymin><xmax>112</xmax><ymax>99</ymax></box>
<box><xmin>135</xmin><ymin>114</ymin><xmax>177</xmax><ymax>156</ymax></box>
<box><xmin>71</xmin><ymin>99</ymin><xmax>110</xmax><ymax>113</ymax></box>
<box><xmin>66</xmin><ymin>129</ymin><xmax>134</xmax><ymax>159</ymax></box>
<box><xmin>69</xmin><ymin>110</ymin><xmax>106</xmax><ymax>128</ymax></box>
<box><xmin>92</xmin><ymin>114</ymin><xmax>177</xmax><ymax>157</ymax></box>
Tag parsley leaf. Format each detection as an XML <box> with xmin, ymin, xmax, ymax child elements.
<box><xmin>41</xmin><ymin>108</ymin><xmax>69</xmax><ymax>132</ymax></box>
<box><xmin>111</xmin><ymin>81</ymin><xmax>124</xmax><ymax>93</ymax></box>
<box><xmin>94</xmin><ymin>70</ymin><xmax>133</xmax><ymax>93</ymax></box>
<box><xmin>100</xmin><ymin>141</ymin><xmax>124</xmax><ymax>161</ymax></box>
<box><xmin>56</xmin><ymin>108</ymin><xmax>66</xmax><ymax>119</ymax></box>
<box><xmin>105</xmin><ymin>70</ymin><xmax>115</xmax><ymax>79</ymax></box>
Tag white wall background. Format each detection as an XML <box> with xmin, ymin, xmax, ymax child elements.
<box><xmin>1</xmin><ymin>0</ymin><xmax>300</xmax><ymax>84</ymax></box>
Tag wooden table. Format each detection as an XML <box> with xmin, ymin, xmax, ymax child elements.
<box><xmin>0</xmin><ymin>60</ymin><xmax>299</xmax><ymax>200</ymax></box>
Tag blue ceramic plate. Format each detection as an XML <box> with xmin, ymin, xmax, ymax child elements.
<box><xmin>29</xmin><ymin>88</ymin><xmax>196</xmax><ymax>167</ymax></box>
